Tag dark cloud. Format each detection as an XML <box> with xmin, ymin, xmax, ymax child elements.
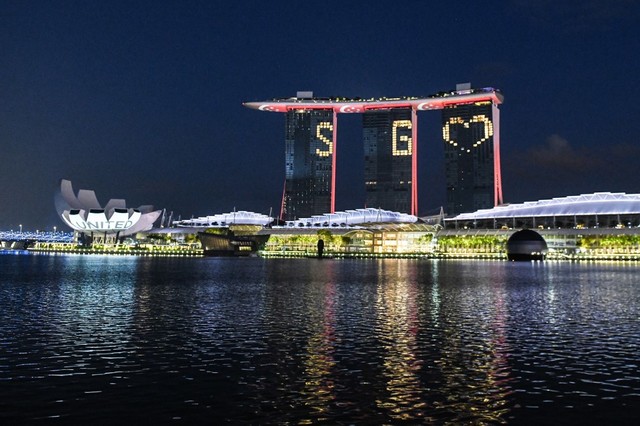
<box><xmin>527</xmin><ymin>134</ymin><xmax>600</xmax><ymax>172</ymax></box>
<box><xmin>512</xmin><ymin>0</ymin><xmax>639</xmax><ymax>32</ymax></box>
<box><xmin>504</xmin><ymin>135</ymin><xmax>640</xmax><ymax>203</ymax></box>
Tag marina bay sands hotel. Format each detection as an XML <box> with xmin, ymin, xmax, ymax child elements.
<box><xmin>244</xmin><ymin>83</ymin><xmax>503</xmax><ymax>221</ymax></box>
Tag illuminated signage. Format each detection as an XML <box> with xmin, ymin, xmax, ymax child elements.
<box><xmin>442</xmin><ymin>115</ymin><xmax>493</xmax><ymax>151</ymax></box>
<box><xmin>66</xmin><ymin>210</ymin><xmax>141</xmax><ymax>232</ymax></box>
<box><xmin>70</xmin><ymin>219</ymin><xmax>135</xmax><ymax>231</ymax></box>
<box><xmin>392</xmin><ymin>120</ymin><xmax>412</xmax><ymax>156</ymax></box>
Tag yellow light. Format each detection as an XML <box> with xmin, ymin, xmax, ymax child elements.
<box><xmin>392</xmin><ymin>120</ymin><xmax>412</xmax><ymax>156</ymax></box>
<box><xmin>441</xmin><ymin>115</ymin><xmax>494</xmax><ymax>150</ymax></box>
<box><xmin>315</xmin><ymin>122</ymin><xmax>333</xmax><ymax>157</ymax></box>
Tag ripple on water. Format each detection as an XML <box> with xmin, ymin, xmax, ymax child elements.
<box><xmin>1</xmin><ymin>256</ymin><xmax>639</xmax><ymax>423</ymax></box>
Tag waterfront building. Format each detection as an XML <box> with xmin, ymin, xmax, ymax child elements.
<box><xmin>283</xmin><ymin>207</ymin><xmax>417</xmax><ymax>228</ymax></box>
<box><xmin>437</xmin><ymin>191</ymin><xmax>640</xmax><ymax>257</ymax></box>
<box><xmin>363</xmin><ymin>109</ymin><xmax>413</xmax><ymax>213</ymax></box>
<box><xmin>442</xmin><ymin>83</ymin><xmax>503</xmax><ymax>215</ymax></box>
<box><xmin>172</xmin><ymin>211</ymin><xmax>273</xmax><ymax>228</ymax></box>
<box><xmin>55</xmin><ymin>179</ymin><xmax>162</xmax><ymax>243</ymax></box>
<box><xmin>244</xmin><ymin>86</ymin><xmax>502</xmax><ymax>218</ymax></box>
<box><xmin>283</xmin><ymin>108</ymin><xmax>336</xmax><ymax>221</ymax></box>
<box><xmin>445</xmin><ymin>192</ymin><xmax>640</xmax><ymax>230</ymax></box>
<box><xmin>263</xmin><ymin>209</ymin><xmax>435</xmax><ymax>256</ymax></box>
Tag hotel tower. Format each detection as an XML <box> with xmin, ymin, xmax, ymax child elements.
<box><xmin>244</xmin><ymin>85</ymin><xmax>503</xmax><ymax>219</ymax></box>
<box><xmin>363</xmin><ymin>108</ymin><xmax>414</xmax><ymax>213</ymax></box>
<box><xmin>442</xmin><ymin>83</ymin><xmax>503</xmax><ymax>214</ymax></box>
<box><xmin>283</xmin><ymin>108</ymin><xmax>335</xmax><ymax>220</ymax></box>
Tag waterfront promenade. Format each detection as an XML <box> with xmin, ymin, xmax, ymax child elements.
<box><xmin>12</xmin><ymin>242</ymin><xmax>640</xmax><ymax>262</ymax></box>
<box><xmin>6</xmin><ymin>227</ymin><xmax>640</xmax><ymax>261</ymax></box>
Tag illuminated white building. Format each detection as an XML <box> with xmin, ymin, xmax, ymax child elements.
<box><xmin>284</xmin><ymin>208</ymin><xmax>417</xmax><ymax>228</ymax></box>
<box><xmin>55</xmin><ymin>179</ymin><xmax>162</xmax><ymax>241</ymax></box>
<box><xmin>447</xmin><ymin>192</ymin><xmax>640</xmax><ymax>229</ymax></box>
<box><xmin>173</xmin><ymin>211</ymin><xmax>273</xmax><ymax>228</ymax></box>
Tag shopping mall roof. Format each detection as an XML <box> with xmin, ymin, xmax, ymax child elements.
<box><xmin>173</xmin><ymin>211</ymin><xmax>274</xmax><ymax>228</ymax></box>
<box><xmin>283</xmin><ymin>208</ymin><xmax>418</xmax><ymax>228</ymax></box>
<box><xmin>448</xmin><ymin>193</ymin><xmax>640</xmax><ymax>221</ymax></box>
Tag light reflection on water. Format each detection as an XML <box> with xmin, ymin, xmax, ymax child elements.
<box><xmin>1</xmin><ymin>255</ymin><xmax>639</xmax><ymax>423</ymax></box>
<box><xmin>374</xmin><ymin>260</ymin><xmax>426</xmax><ymax>421</ymax></box>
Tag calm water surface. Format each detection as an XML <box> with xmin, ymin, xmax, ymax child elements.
<box><xmin>1</xmin><ymin>253</ymin><xmax>639</xmax><ymax>424</ymax></box>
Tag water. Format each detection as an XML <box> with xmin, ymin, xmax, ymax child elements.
<box><xmin>1</xmin><ymin>254</ymin><xmax>639</xmax><ymax>424</ymax></box>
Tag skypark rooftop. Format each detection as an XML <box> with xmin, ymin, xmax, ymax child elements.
<box><xmin>244</xmin><ymin>87</ymin><xmax>503</xmax><ymax>113</ymax></box>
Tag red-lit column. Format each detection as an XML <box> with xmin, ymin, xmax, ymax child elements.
<box><xmin>279</xmin><ymin>179</ymin><xmax>286</xmax><ymax>221</ymax></box>
<box><xmin>331</xmin><ymin>109</ymin><xmax>338</xmax><ymax>213</ymax></box>
<box><xmin>492</xmin><ymin>103</ymin><xmax>503</xmax><ymax>206</ymax></box>
<box><xmin>411</xmin><ymin>107</ymin><xmax>419</xmax><ymax>216</ymax></box>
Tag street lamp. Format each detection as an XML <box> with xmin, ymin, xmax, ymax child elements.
<box><xmin>19</xmin><ymin>224</ymin><xmax>22</xmax><ymax>233</ymax></box>
<box><xmin>53</xmin><ymin>226</ymin><xmax>57</xmax><ymax>234</ymax></box>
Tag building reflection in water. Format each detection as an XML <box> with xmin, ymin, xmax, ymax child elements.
<box><xmin>430</xmin><ymin>261</ymin><xmax>441</xmax><ymax>328</ymax></box>
<box><xmin>371</xmin><ymin>260</ymin><xmax>515</xmax><ymax>423</ymax></box>
<box><xmin>374</xmin><ymin>260</ymin><xmax>427</xmax><ymax>421</ymax></box>
<box><xmin>299</xmin><ymin>261</ymin><xmax>338</xmax><ymax>423</ymax></box>
<box><xmin>431</xmin><ymin>261</ymin><xmax>513</xmax><ymax>424</ymax></box>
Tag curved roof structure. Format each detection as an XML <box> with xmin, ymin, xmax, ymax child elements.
<box><xmin>449</xmin><ymin>193</ymin><xmax>640</xmax><ymax>221</ymax></box>
<box><xmin>55</xmin><ymin>179</ymin><xmax>162</xmax><ymax>235</ymax></box>
<box><xmin>285</xmin><ymin>208</ymin><xmax>418</xmax><ymax>228</ymax></box>
<box><xmin>173</xmin><ymin>211</ymin><xmax>273</xmax><ymax>228</ymax></box>
<box><xmin>244</xmin><ymin>88</ymin><xmax>502</xmax><ymax>113</ymax></box>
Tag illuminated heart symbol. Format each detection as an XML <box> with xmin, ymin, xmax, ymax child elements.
<box><xmin>442</xmin><ymin>115</ymin><xmax>494</xmax><ymax>152</ymax></box>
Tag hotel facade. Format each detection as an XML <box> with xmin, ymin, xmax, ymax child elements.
<box><xmin>442</xmin><ymin>87</ymin><xmax>503</xmax><ymax>215</ymax></box>
<box><xmin>244</xmin><ymin>85</ymin><xmax>503</xmax><ymax>219</ymax></box>
<box><xmin>363</xmin><ymin>108</ymin><xmax>414</xmax><ymax>213</ymax></box>
<box><xmin>283</xmin><ymin>109</ymin><xmax>336</xmax><ymax>220</ymax></box>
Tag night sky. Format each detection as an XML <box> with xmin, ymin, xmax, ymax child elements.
<box><xmin>2</xmin><ymin>0</ymin><xmax>639</xmax><ymax>230</ymax></box>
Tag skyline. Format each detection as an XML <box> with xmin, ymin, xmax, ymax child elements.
<box><xmin>1</xmin><ymin>1</ymin><xmax>639</xmax><ymax>229</ymax></box>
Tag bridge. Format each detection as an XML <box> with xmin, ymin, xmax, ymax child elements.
<box><xmin>0</xmin><ymin>230</ymin><xmax>74</xmax><ymax>249</ymax></box>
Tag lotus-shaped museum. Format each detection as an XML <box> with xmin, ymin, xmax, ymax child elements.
<box><xmin>55</xmin><ymin>179</ymin><xmax>162</xmax><ymax>236</ymax></box>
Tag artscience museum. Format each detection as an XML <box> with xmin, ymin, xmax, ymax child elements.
<box><xmin>55</xmin><ymin>179</ymin><xmax>162</xmax><ymax>243</ymax></box>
